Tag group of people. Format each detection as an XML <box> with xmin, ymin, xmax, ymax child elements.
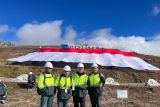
<box><xmin>37</xmin><ymin>62</ymin><xmax>106</xmax><ymax>107</ymax></box>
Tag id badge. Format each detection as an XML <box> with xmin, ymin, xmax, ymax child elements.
<box><xmin>72</xmin><ymin>86</ymin><xmax>75</xmax><ymax>91</ymax></box>
<box><xmin>72</xmin><ymin>83</ymin><xmax>75</xmax><ymax>91</ymax></box>
<box><xmin>65</xmin><ymin>89</ymin><xmax>68</xmax><ymax>93</ymax></box>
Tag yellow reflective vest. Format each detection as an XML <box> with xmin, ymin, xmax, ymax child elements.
<box><xmin>38</xmin><ymin>73</ymin><xmax>55</xmax><ymax>89</ymax></box>
<box><xmin>55</xmin><ymin>75</ymin><xmax>72</xmax><ymax>89</ymax></box>
<box><xmin>88</xmin><ymin>73</ymin><xmax>101</xmax><ymax>86</ymax></box>
<box><xmin>72</xmin><ymin>72</ymin><xmax>88</xmax><ymax>87</ymax></box>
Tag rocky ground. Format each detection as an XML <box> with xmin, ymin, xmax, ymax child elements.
<box><xmin>0</xmin><ymin>82</ymin><xmax>160</xmax><ymax>107</ymax></box>
<box><xmin>0</xmin><ymin>40</ymin><xmax>14</xmax><ymax>48</ymax></box>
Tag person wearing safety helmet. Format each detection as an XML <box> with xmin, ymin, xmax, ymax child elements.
<box><xmin>87</xmin><ymin>63</ymin><xmax>105</xmax><ymax>107</ymax></box>
<box><xmin>37</xmin><ymin>62</ymin><xmax>56</xmax><ymax>107</ymax></box>
<box><xmin>27</xmin><ymin>72</ymin><xmax>36</xmax><ymax>89</ymax></box>
<box><xmin>56</xmin><ymin>65</ymin><xmax>72</xmax><ymax>107</ymax></box>
<box><xmin>72</xmin><ymin>62</ymin><xmax>88</xmax><ymax>107</ymax></box>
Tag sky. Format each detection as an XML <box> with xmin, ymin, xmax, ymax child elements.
<box><xmin>0</xmin><ymin>0</ymin><xmax>160</xmax><ymax>56</ymax></box>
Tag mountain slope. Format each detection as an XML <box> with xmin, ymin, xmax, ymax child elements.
<box><xmin>0</xmin><ymin>46</ymin><xmax>160</xmax><ymax>82</ymax></box>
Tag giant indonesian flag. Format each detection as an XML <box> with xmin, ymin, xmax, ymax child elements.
<box><xmin>7</xmin><ymin>48</ymin><xmax>160</xmax><ymax>71</ymax></box>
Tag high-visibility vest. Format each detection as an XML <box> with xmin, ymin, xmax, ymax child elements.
<box><xmin>88</xmin><ymin>73</ymin><xmax>101</xmax><ymax>86</ymax></box>
<box><xmin>72</xmin><ymin>73</ymin><xmax>88</xmax><ymax>87</ymax></box>
<box><xmin>56</xmin><ymin>75</ymin><xmax>72</xmax><ymax>89</ymax></box>
<box><xmin>38</xmin><ymin>73</ymin><xmax>55</xmax><ymax>89</ymax></box>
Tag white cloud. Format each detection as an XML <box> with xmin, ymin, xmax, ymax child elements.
<box><xmin>0</xmin><ymin>24</ymin><xmax>10</xmax><ymax>34</ymax></box>
<box><xmin>78</xmin><ymin>29</ymin><xmax>160</xmax><ymax>56</ymax></box>
<box><xmin>151</xmin><ymin>4</ymin><xmax>160</xmax><ymax>16</ymax></box>
<box><xmin>154</xmin><ymin>34</ymin><xmax>160</xmax><ymax>40</ymax></box>
<box><xmin>62</xmin><ymin>26</ymin><xmax>77</xmax><ymax>44</ymax></box>
<box><xmin>16</xmin><ymin>20</ymin><xmax>63</xmax><ymax>45</ymax></box>
<box><xmin>13</xmin><ymin>20</ymin><xmax>160</xmax><ymax>56</ymax></box>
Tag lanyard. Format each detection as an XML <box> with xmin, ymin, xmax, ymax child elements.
<box><xmin>93</xmin><ymin>74</ymin><xmax>95</xmax><ymax>86</ymax></box>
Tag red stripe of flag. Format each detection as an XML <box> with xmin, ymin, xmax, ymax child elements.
<box><xmin>38</xmin><ymin>48</ymin><xmax>137</xmax><ymax>57</ymax></box>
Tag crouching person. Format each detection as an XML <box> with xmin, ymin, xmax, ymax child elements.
<box><xmin>37</xmin><ymin>62</ymin><xmax>56</xmax><ymax>107</ymax></box>
<box><xmin>27</xmin><ymin>72</ymin><xmax>36</xmax><ymax>89</ymax></box>
<box><xmin>87</xmin><ymin>63</ymin><xmax>105</xmax><ymax>107</ymax></box>
<box><xmin>0</xmin><ymin>80</ymin><xmax>8</xmax><ymax>104</ymax></box>
<box><xmin>56</xmin><ymin>65</ymin><xmax>72</xmax><ymax>107</ymax></box>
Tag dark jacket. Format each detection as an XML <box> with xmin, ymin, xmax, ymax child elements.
<box><xmin>72</xmin><ymin>72</ymin><xmax>88</xmax><ymax>98</ymax></box>
<box><xmin>28</xmin><ymin>75</ymin><xmax>36</xmax><ymax>84</ymax></box>
<box><xmin>87</xmin><ymin>72</ymin><xmax>105</xmax><ymax>97</ymax></box>
<box><xmin>57</xmin><ymin>74</ymin><xmax>72</xmax><ymax>99</ymax></box>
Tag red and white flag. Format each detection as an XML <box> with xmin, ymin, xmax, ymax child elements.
<box><xmin>8</xmin><ymin>48</ymin><xmax>160</xmax><ymax>71</ymax></box>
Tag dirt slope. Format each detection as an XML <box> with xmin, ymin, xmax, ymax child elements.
<box><xmin>0</xmin><ymin>46</ymin><xmax>160</xmax><ymax>82</ymax></box>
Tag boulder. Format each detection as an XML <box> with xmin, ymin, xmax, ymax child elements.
<box><xmin>146</xmin><ymin>79</ymin><xmax>160</xmax><ymax>87</ymax></box>
<box><xmin>105</xmin><ymin>77</ymin><xmax>120</xmax><ymax>85</ymax></box>
<box><xmin>16</xmin><ymin>74</ymin><xmax>28</xmax><ymax>82</ymax></box>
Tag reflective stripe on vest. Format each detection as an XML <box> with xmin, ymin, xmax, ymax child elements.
<box><xmin>56</xmin><ymin>76</ymin><xmax>72</xmax><ymax>88</ymax></box>
<box><xmin>72</xmin><ymin>73</ymin><xmax>88</xmax><ymax>86</ymax></box>
<box><xmin>38</xmin><ymin>74</ymin><xmax>55</xmax><ymax>89</ymax></box>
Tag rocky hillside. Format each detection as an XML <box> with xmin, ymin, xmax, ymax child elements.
<box><xmin>0</xmin><ymin>40</ymin><xmax>14</xmax><ymax>48</ymax></box>
<box><xmin>0</xmin><ymin>46</ymin><xmax>160</xmax><ymax>83</ymax></box>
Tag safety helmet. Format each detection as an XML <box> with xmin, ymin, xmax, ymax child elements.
<box><xmin>44</xmin><ymin>62</ymin><xmax>53</xmax><ymax>69</ymax></box>
<box><xmin>29</xmin><ymin>72</ymin><xmax>33</xmax><ymax>75</ymax></box>
<box><xmin>63</xmin><ymin>65</ymin><xmax>71</xmax><ymax>72</ymax></box>
<box><xmin>77</xmin><ymin>62</ymin><xmax>84</xmax><ymax>68</ymax></box>
<box><xmin>91</xmin><ymin>63</ymin><xmax>98</xmax><ymax>68</ymax></box>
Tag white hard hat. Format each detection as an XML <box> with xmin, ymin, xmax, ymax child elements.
<box><xmin>77</xmin><ymin>62</ymin><xmax>84</xmax><ymax>68</ymax></box>
<box><xmin>29</xmin><ymin>72</ymin><xmax>33</xmax><ymax>74</ymax></box>
<box><xmin>63</xmin><ymin>65</ymin><xmax>71</xmax><ymax>72</ymax></box>
<box><xmin>0</xmin><ymin>80</ymin><xmax>1</xmax><ymax>82</ymax></box>
<box><xmin>91</xmin><ymin>63</ymin><xmax>98</xmax><ymax>68</ymax></box>
<box><xmin>44</xmin><ymin>62</ymin><xmax>53</xmax><ymax>69</ymax></box>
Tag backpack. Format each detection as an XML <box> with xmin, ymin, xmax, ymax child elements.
<box><xmin>0</xmin><ymin>83</ymin><xmax>6</xmax><ymax>96</ymax></box>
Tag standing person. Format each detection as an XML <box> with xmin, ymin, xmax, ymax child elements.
<box><xmin>56</xmin><ymin>65</ymin><xmax>72</xmax><ymax>107</ymax></box>
<box><xmin>37</xmin><ymin>62</ymin><xmax>56</xmax><ymax>107</ymax></box>
<box><xmin>0</xmin><ymin>80</ymin><xmax>8</xmax><ymax>104</ymax></box>
<box><xmin>72</xmin><ymin>63</ymin><xmax>88</xmax><ymax>107</ymax></box>
<box><xmin>87</xmin><ymin>63</ymin><xmax>105</xmax><ymax>107</ymax></box>
<box><xmin>27</xmin><ymin>72</ymin><xmax>36</xmax><ymax>89</ymax></box>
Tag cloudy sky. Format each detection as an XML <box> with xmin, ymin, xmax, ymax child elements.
<box><xmin>0</xmin><ymin>0</ymin><xmax>160</xmax><ymax>56</ymax></box>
